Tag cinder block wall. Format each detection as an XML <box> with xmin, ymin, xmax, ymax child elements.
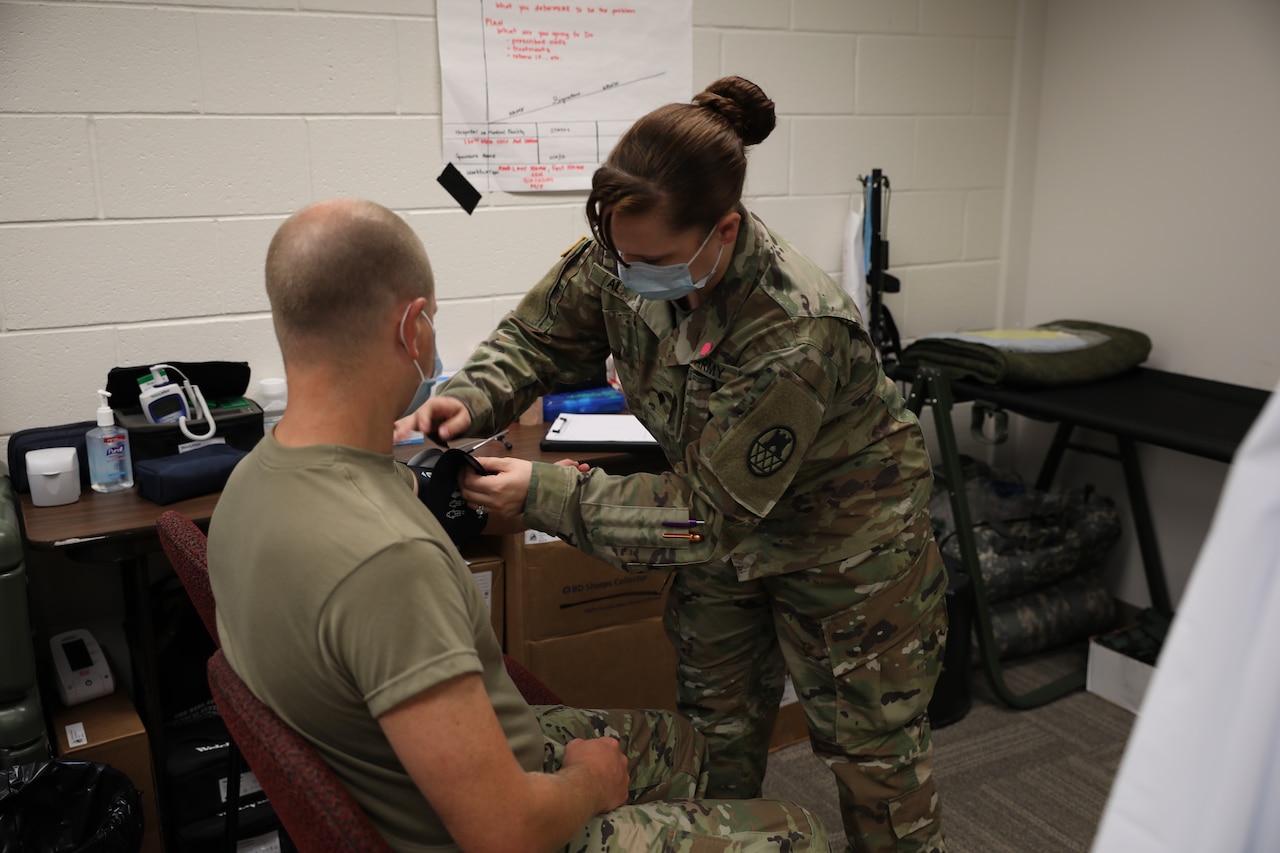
<box><xmin>0</xmin><ymin>0</ymin><xmax>1018</xmax><ymax>451</ymax></box>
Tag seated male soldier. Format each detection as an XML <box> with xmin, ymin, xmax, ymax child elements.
<box><xmin>207</xmin><ymin>198</ymin><xmax>828</xmax><ymax>852</ymax></box>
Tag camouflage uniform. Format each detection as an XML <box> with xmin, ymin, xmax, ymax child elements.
<box><xmin>537</xmin><ymin>704</ymin><xmax>828</xmax><ymax>851</ymax></box>
<box><xmin>442</xmin><ymin>209</ymin><xmax>948</xmax><ymax>852</ymax></box>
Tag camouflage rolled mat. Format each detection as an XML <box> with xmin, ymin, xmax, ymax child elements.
<box><xmin>983</xmin><ymin>572</ymin><xmax>1116</xmax><ymax>660</ymax></box>
<box><xmin>930</xmin><ymin>460</ymin><xmax>1121</xmax><ymax>603</ymax></box>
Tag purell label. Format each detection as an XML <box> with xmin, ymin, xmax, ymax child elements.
<box><xmin>103</xmin><ymin>433</ymin><xmax>127</xmax><ymax>445</ymax></box>
<box><xmin>105</xmin><ymin>442</ymin><xmax>126</xmax><ymax>460</ymax></box>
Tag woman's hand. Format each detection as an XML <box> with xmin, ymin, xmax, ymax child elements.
<box><xmin>462</xmin><ymin>456</ymin><xmax>533</xmax><ymax>532</ymax></box>
<box><xmin>394</xmin><ymin>396</ymin><xmax>472</xmax><ymax>443</ymax></box>
<box><xmin>463</xmin><ymin>457</ymin><xmax>589</xmax><ymax>535</ymax></box>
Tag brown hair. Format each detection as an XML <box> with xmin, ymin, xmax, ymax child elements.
<box><xmin>586</xmin><ymin>76</ymin><xmax>776</xmax><ymax>263</ymax></box>
<box><xmin>265</xmin><ymin>199</ymin><xmax>433</xmax><ymax>365</ymax></box>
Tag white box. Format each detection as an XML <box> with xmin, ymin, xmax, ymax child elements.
<box><xmin>26</xmin><ymin>447</ymin><xmax>81</xmax><ymax>506</ymax></box>
<box><xmin>1086</xmin><ymin>629</ymin><xmax>1157</xmax><ymax>714</ymax></box>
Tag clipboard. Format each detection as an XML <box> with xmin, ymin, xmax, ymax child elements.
<box><xmin>539</xmin><ymin>413</ymin><xmax>660</xmax><ymax>452</ymax></box>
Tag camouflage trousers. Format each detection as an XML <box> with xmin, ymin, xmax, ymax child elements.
<box><xmin>663</xmin><ymin>510</ymin><xmax>949</xmax><ymax>853</ymax></box>
<box><xmin>536</xmin><ymin>704</ymin><xmax>830</xmax><ymax>851</ymax></box>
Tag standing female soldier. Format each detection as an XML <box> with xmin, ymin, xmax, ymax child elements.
<box><xmin>400</xmin><ymin>76</ymin><xmax>948</xmax><ymax>853</ymax></box>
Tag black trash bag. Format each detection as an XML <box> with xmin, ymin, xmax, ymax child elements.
<box><xmin>0</xmin><ymin>760</ymin><xmax>143</xmax><ymax>853</ymax></box>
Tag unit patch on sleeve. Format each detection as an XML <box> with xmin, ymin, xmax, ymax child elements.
<box><xmin>707</xmin><ymin>370</ymin><xmax>819</xmax><ymax>518</ymax></box>
<box><xmin>748</xmin><ymin>426</ymin><xmax>796</xmax><ymax>477</ymax></box>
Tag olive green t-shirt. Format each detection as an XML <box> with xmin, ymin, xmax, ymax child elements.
<box><xmin>208</xmin><ymin>436</ymin><xmax>542</xmax><ymax>851</ymax></box>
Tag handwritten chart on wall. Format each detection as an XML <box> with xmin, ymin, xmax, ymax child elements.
<box><xmin>437</xmin><ymin>1</ymin><xmax>692</xmax><ymax>193</ymax></box>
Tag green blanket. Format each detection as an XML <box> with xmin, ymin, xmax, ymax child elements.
<box><xmin>896</xmin><ymin>319</ymin><xmax>1151</xmax><ymax>387</ymax></box>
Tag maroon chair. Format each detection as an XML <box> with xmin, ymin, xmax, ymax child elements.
<box><xmin>503</xmin><ymin>653</ymin><xmax>563</xmax><ymax>705</ymax></box>
<box><xmin>156</xmin><ymin>509</ymin><xmax>219</xmax><ymax>645</ymax></box>
<box><xmin>208</xmin><ymin>648</ymin><xmax>393</xmax><ymax>853</ymax></box>
<box><xmin>157</xmin><ymin>509</ymin><xmax>563</xmax><ymax>849</ymax></box>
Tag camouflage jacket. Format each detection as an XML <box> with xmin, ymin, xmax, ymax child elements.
<box><xmin>440</xmin><ymin>209</ymin><xmax>933</xmax><ymax>580</ymax></box>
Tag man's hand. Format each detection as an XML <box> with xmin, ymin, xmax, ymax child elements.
<box><xmin>563</xmin><ymin>737</ymin><xmax>629</xmax><ymax>814</ymax></box>
<box><xmin>382</xmin><ymin>675</ymin><xmax>631</xmax><ymax>851</ymax></box>
<box><xmin>394</xmin><ymin>396</ymin><xmax>472</xmax><ymax>444</ymax></box>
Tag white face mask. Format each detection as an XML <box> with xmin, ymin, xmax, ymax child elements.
<box><xmin>617</xmin><ymin>227</ymin><xmax>723</xmax><ymax>301</ymax></box>
<box><xmin>400</xmin><ymin>304</ymin><xmax>443</xmax><ymax>418</ymax></box>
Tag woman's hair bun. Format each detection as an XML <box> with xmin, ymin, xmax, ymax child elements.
<box><xmin>693</xmin><ymin>76</ymin><xmax>776</xmax><ymax>146</ymax></box>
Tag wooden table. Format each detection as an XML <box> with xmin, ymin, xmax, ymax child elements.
<box><xmin>18</xmin><ymin>486</ymin><xmax>220</xmax><ymax>852</ymax></box>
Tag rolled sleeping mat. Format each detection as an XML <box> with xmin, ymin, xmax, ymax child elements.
<box><xmin>984</xmin><ymin>572</ymin><xmax>1116</xmax><ymax>661</ymax></box>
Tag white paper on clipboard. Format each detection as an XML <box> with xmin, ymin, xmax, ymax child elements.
<box><xmin>540</xmin><ymin>413</ymin><xmax>659</xmax><ymax>451</ymax></box>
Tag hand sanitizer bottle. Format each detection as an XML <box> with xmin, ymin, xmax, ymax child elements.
<box><xmin>86</xmin><ymin>390</ymin><xmax>134</xmax><ymax>493</ymax></box>
<box><xmin>259</xmin><ymin>377</ymin><xmax>287</xmax><ymax>436</ymax></box>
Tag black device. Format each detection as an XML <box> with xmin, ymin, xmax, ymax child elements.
<box><xmin>403</xmin><ymin>446</ymin><xmax>494</xmax><ymax>547</ymax></box>
<box><xmin>862</xmin><ymin>168</ymin><xmax>902</xmax><ymax>361</ymax></box>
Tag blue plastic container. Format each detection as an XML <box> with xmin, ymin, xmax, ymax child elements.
<box><xmin>541</xmin><ymin>387</ymin><xmax>626</xmax><ymax>420</ymax></box>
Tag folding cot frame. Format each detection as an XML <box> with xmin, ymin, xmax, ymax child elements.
<box><xmin>892</xmin><ymin>363</ymin><xmax>1270</xmax><ymax>709</ymax></box>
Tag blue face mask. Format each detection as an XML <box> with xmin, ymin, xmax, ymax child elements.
<box><xmin>617</xmin><ymin>227</ymin><xmax>723</xmax><ymax>301</ymax></box>
<box><xmin>400</xmin><ymin>305</ymin><xmax>443</xmax><ymax>419</ymax></box>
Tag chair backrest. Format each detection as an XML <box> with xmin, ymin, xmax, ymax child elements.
<box><xmin>207</xmin><ymin>649</ymin><xmax>393</xmax><ymax>853</ymax></box>
<box><xmin>156</xmin><ymin>509</ymin><xmax>219</xmax><ymax>646</ymax></box>
<box><xmin>503</xmin><ymin>654</ymin><xmax>563</xmax><ymax>705</ymax></box>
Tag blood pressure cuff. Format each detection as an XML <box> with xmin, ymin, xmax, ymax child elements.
<box><xmin>404</xmin><ymin>448</ymin><xmax>490</xmax><ymax>547</ymax></box>
<box><xmin>135</xmin><ymin>444</ymin><xmax>247</xmax><ymax>505</ymax></box>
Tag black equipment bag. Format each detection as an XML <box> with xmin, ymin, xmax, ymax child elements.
<box><xmin>5</xmin><ymin>422</ymin><xmax>95</xmax><ymax>494</ymax></box>
<box><xmin>105</xmin><ymin>362</ymin><xmax>264</xmax><ymax>462</ymax></box>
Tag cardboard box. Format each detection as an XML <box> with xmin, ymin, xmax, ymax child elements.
<box><xmin>521</xmin><ymin>616</ymin><xmax>679</xmax><ymax>713</ymax></box>
<box><xmin>1086</xmin><ymin>626</ymin><xmax>1157</xmax><ymax>714</ymax></box>
<box><xmin>499</xmin><ymin>532</ymin><xmax>671</xmax><ymax>647</ymax></box>
<box><xmin>52</xmin><ymin>691</ymin><xmax>162</xmax><ymax>853</ymax></box>
<box><xmin>770</xmin><ymin>675</ymin><xmax>809</xmax><ymax>751</ymax></box>
<box><xmin>524</xmin><ymin>624</ymin><xmax>808</xmax><ymax>750</ymax></box>
<box><xmin>461</xmin><ymin>543</ymin><xmax>505</xmax><ymax>648</ymax></box>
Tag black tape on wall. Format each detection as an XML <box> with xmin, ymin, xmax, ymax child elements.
<box><xmin>437</xmin><ymin>163</ymin><xmax>482</xmax><ymax>214</ymax></box>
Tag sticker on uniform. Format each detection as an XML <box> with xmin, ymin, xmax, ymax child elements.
<box><xmin>219</xmin><ymin>771</ymin><xmax>263</xmax><ymax>802</ymax></box>
<box><xmin>747</xmin><ymin>426</ymin><xmax>796</xmax><ymax>477</ymax></box>
<box><xmin>64</xmin><ymin>722</ymin><xmax>88</xmax><ymax>748</ymax></box>
<box><xmin>525</xmin><ymin>529</ymin><xmax>560</xmax><ymax>545</ymax></box>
